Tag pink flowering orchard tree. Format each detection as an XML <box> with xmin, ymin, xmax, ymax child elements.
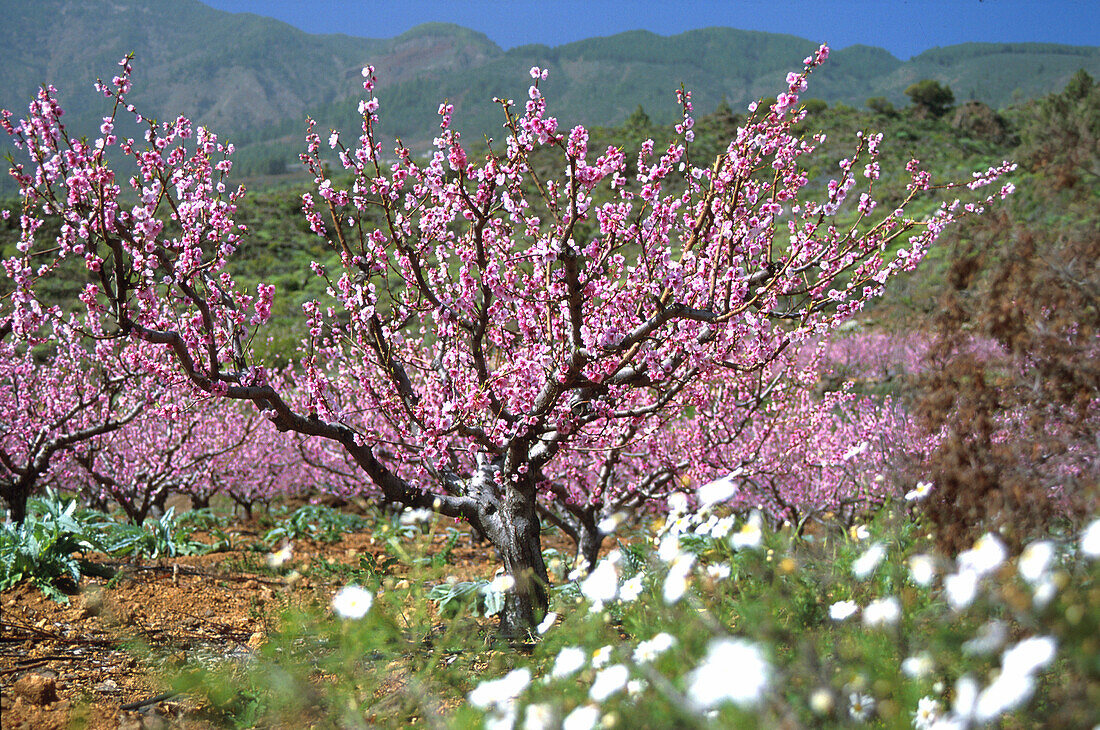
<box><xmin>208</xmin><ymin>417</ymin><xmax>328</xmax><ymax>519</ymax></box>
<box><xmin>539</xmin><ymin>341</ymin><xmax>938</xmax><ymax>568</ymax></box>
<box><xmin>0</xmin><ymin>313</ymin><xmax>150</xmax><ymax>523</ymax></box>
<box><xmin>72</xmin><ymin>389</ymin><xmax>255</xmax><ymax>523</ymax></box>
<box><xmin>683</xmin><ymin>381</ymin><xmax>936</xmax><ymax>526</ymax></box>
<box><xmin>3</xmin><ymin>47</ymin><xmax>1015</xmax><ymax>632</ymax></box>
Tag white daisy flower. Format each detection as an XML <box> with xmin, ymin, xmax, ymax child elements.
<box><xmin>905</xmin><ymin>480</ymin><xmax>934</xmax><ymax>501</ymax></box>
<box><xmin>685</xmin><ymin>638</ymin><xmax>770</xmax><ymax>711</ymax></box>
<box><xmin>331</xmin><ymin>584</ymin><xmax>373</xmax><ymax>620</ymax></box>
<box><xmin>852</xmin><ymin>542</ymin><xmax>886</xmax><ymax>579</ymax></box>
<box><xmin>829</xmin><ymin>600</ymin><xmax>859</xmax><ymax>621</ymax></box>
<box><xmin>848</xmin><ymin>692</ymin><xmax>875</xmax><ymax>722</ymax></box>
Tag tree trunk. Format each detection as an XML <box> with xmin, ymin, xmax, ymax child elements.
<box><xmin>479</xmin><ymin>479</ymin><xmax>550</xmax><ymax>639</ymax></box>
<box><xmin>574</xmin><ymin>520</ymin><xmax>603</xmax><ymax>575</ymax></box>
<box><xmin>230</xmin><ymin>496</ymin><xmax>254</xmax><ymax>521</ymax></box>
<box><xmin>3</xmin><ymin>486</ymin><xmax>29</xmax><ymax>524</ymax></box>
<box><xmin>3</xmin><ymin>473</ymin><xmax>38</xmax><ymax>524</ymax></box>
<box><xmin>150</xmin><ymin>486</ymin><xmax>170</xmax><ymax>520</ymax></box>
<box><xmin>537</xmin><ymin>503</ymin><xmax>603</xmax><ymax>576</ymax></box>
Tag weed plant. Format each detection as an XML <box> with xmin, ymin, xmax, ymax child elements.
<box><xmin>0</xmin><ymin>490</ymin><xmax>109</xmax><ymax>601</ymax></box>
<box><xmin>1</xmin><ymin>491</ymin><xmax>215</xmax><ymax>599</ymax></box>
<box><xmin>262</xmin><ymin>504</ymin><xmax>375</xmax><ymax>545</ymax></box>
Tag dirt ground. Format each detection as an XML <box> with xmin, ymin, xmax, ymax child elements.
<box><xmin>1</xmin><ymin>516</ymin><xmax>576</xmax><ymax>729</ymax></box>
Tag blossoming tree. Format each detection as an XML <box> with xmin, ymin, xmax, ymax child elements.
<box><xmin>538</xmin><ymin>340</ymin><xmax>937</xmax><ymax>568</ymax></box>
<box><xmin>2</xmin><ymin>47</ymin><xmax>1014</xmax><ymax>633</ymax></box>
<box><xmin>0</xmin><ymin>314</ymin><xmax>148</xmax><ymax>523</ymax></box>
<box><xmin>72</xmin><ymin>390</ymin><xmax>256</xmax><ymax>523</ymax></box>
<box><xmin>207</xmin><ymin>416</ymin><xmax>327</xmax><ymax>519</ymax></box>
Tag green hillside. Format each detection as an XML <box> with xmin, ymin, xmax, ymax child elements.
<box><xmin>0</xmin><ymin>0</ymin><xmax>499</xmax><ymax>142</ymax></box>
<box><xmin>2</xmin><ymin>1</ymin><xmax>1098</xmax><ymax>193</ymax></box>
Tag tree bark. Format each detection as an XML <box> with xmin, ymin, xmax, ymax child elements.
<box><xmin>2</xmin><ymin>472</ymin><xmax>39</xmax><ymax>525</ymax></box>
<box><xmin>574</xmin><ymin>520</ymin><xmax>603</xmax><ymax>574</ymax></box>
<box><xmin>537</xmin><ymin>502</ymin><xmax>604</xmax><ymax>575</ymax></box>
<box><xmin>476</xmin><ymin>477</ymin><xmax>550</xmax><ymax>639</ymax></box>
<box><xmin>3</xmin><ymin>485</ymin><xmax>29</xmax><ymax>524</ymax></box>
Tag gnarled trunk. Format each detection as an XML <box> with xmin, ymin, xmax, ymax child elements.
<box><xmin>537</xmin><ymin>501</ymin><xmax>604</xmax><ymax>576</ymax></box>
<box><xmin>2</xmin><ymin>483</ymin><xmax>30</xmax><ymax>524</ymax></box>
<box><xmin>474</xmin><ymin>475</ymin><xmax>550</xmax><ymax>638</ymax></box>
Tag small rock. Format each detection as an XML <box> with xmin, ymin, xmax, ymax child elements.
<box><xmin>95</xmin><ymin>678</ymin><xmax>120</xmax><ymax>694</ymax></box>
<box><xmin>81</xmin><ymin>587</ymin><xmax>105</xmax><ymax>616</ymax></box>
<box><xmin>13</xmin><ymin>673</ymin><xmax>58</xmax><ymax>705</ymax></box>
<box><xmin>243</xmin><ymin>579</ymin><xmax>259</xmax><ymax>590</ymax></box>
<box><xmin>117</xmin><ymin>713</ymin><xmax>144</xmax><ymax>730</ymax></box>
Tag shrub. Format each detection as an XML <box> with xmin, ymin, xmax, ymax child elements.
<box><xmin>905</xmin><ymin>79</ymin><xmax>955</xmax><ymax>118</ymax></box>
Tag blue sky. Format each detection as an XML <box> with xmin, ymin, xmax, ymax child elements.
<box><xmin>198</xmin><ymin>0</ymin><xmax>1098</xmax><ymax>59</ymax></box>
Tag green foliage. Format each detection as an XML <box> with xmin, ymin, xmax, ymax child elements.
<box><xmin>801</xmin><ymin>98</ymin><xmax>829</xmax><ymax>115</ymax></box>
<box><xmin>96</xmin><ymin>507</ymin><xmax>207</xmax><ymax>559</ymax></box>
<box><xmin>905</xmin><ymin>79</ymin><xmax>956</xmax><ymax>117</ymax></box>
<box><xmin>0</xmin><ymin>493</ymin><xmax>219</xmax><ymax>600</ymax></box>
<box><xmin>175</xmin><ymin>506</ymin><xmax>235</xmax><ymax>532</ymax></box>
<box><xmin>1015</xmin><ymin>68</ymin><xmax>1100</xmax><ymax>188</ymax></box>
<box><xmin>0</xmin><ymin>490</ymin><xmax>111</xmax><ymax>601</ymax></box>
<box><xmin>308</xmin><ymin>552</ymin><xmax>401</xmax><ymax>594</ymax></box>
<box><xmin>623</xmin><ymin>104</ymin><xmax>653</xmax><ymax>132</ymax></box>
<box><xmin>427</xmin><ymin>527</ymin><xmax>464</xmax><ymax>569</ymax></box>
<box><xmin>427</xmin><ymin>579</ymin><xmax>492</xmax><ymax>618</ymax></box>
<box><xmin>262</xmin><ymin>504</ymin><xmax>374</xmax><ymax>545</ymax></box>
<box><xmin>866</xmin><ymin>96</ymin><xmax>897</xmax><ymax>116</ymax></box>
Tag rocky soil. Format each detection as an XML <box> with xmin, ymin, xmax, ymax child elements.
<box><xmin>1</xmin><ymin>519</ymin><xmax>566</xmax><ymax>728</ymax></box>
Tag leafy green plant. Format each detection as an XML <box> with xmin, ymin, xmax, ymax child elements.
<box><xmin>0</xmin><ymin>490</ymin><xmax>111</xmax><ymax>601</ymax></box>
<box><xmin>97</xmin><ymin>507</ymin><xmax>207</xmax><ymax>559</ymax></box>
<box><xmin>176</xmin><ymin>506</ymin><xmax>235</xmax><ymax>531</ymax></box>
<box><xmin>418</xmin><ymin>527</ymin><xmax>462</xmax><ymax>569</ymax></box>
<box><xmin>308</xmin><ymin>552</ymin><xmax>400</xmax><ymax>592</ymax></box>
<box><xmin>428</xmin><ymin>579</ymin><xmax>490</xmax><ymax>618</ymax></box>
<box><xmin>262</xmin><ymin>504</ymin><xmax>373</xmax><ymax>545</ymax></box>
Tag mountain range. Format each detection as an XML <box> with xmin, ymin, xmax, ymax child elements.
<box><xmin>2</xmin><ymin>0</ymin><xmax>1098</xmax><ymax>181</ymax></box>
